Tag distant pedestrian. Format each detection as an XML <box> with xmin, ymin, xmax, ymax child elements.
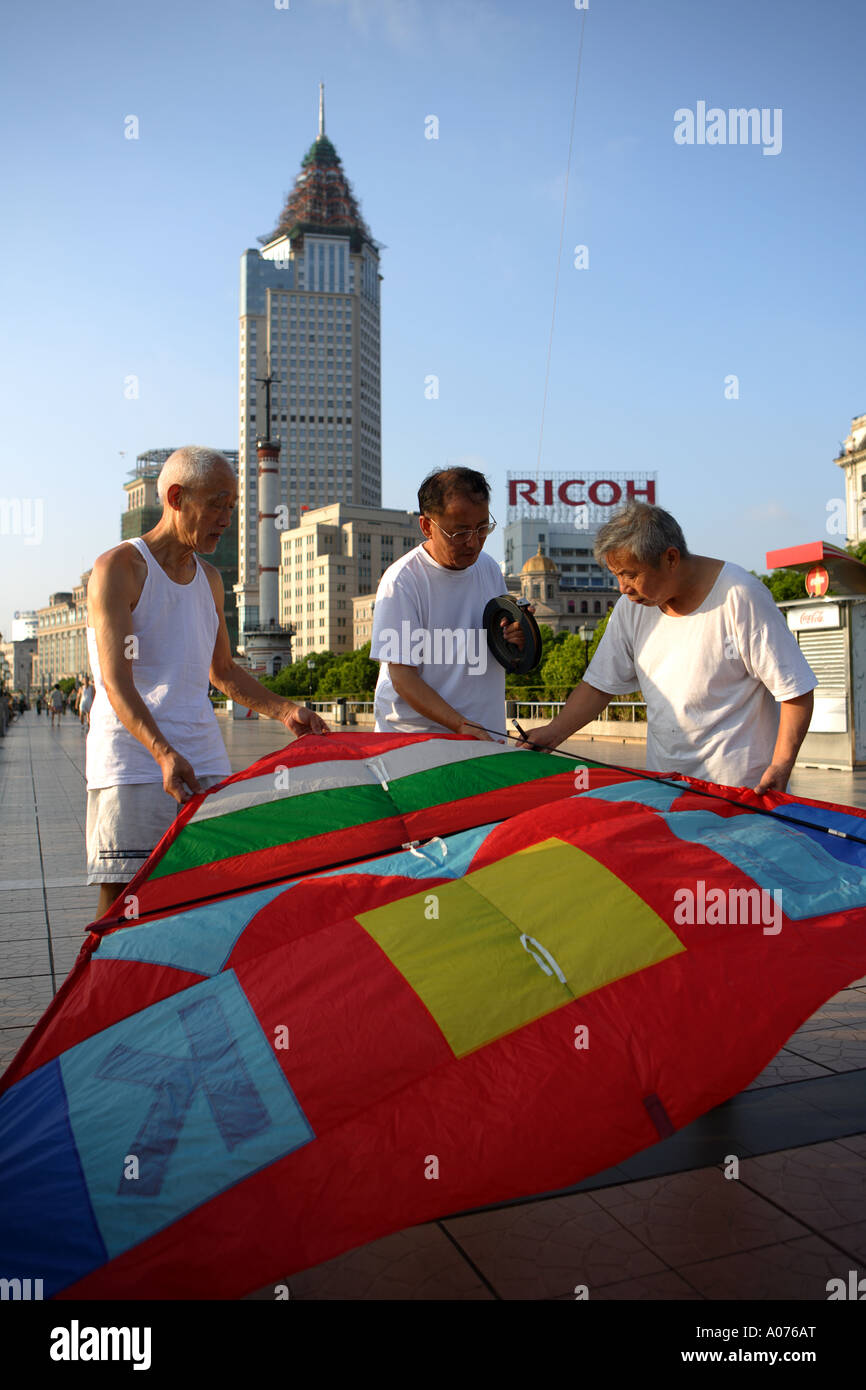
<box><xmin>79</xmin><ymin>679</ymin><xmax>95</xmax><ymax>731</ymax></box>
<box><xmin>48</xmin><ymin>685</ymin><xmax>64</xmax><ymax>727</ymax></box>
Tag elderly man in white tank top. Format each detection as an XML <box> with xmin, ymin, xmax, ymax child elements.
<box><xmin>85</xmin><ymin>446</ymin><xmax>328</xmax><ymax>919</ymax></box>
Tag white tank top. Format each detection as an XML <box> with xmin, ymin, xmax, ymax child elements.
<box><xmin>85</xmin><ymin>538</ymin><xmax>231</xmax><ymax>789</ymax></box>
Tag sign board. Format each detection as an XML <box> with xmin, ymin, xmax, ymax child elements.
<box><xmin>787</xmin><ymin>605</ymin><xmax>841</xmax><ymax>632</ymax></box>
<box><xmin>805</xmin><ymin>566</ymin><xmax>829</xmax><ymax>597</ymax></box>
<box><xmin>507</xmin><ymin>472</ymin><xmax>657</xmax><ymax>526</ymax></box>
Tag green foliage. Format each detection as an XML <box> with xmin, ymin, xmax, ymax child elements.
<box><xmin>587</xmin><ymin>609</ymin><xmax>611</xmax><ymax>660</ymax></box>
<box><xmin>755</xmin><ymin>569</ymin><xmax>809</xmax><ymax>602</ymax></box>
<box><xmin>56</xmin><ymin>677</ymin><xmax>77</xmax><ymax>695</ymax></box>
<box><xmin>846</xmin><ymin>541</ymin><xmax>866</xmax><ymax>566</ymax></box>
<box><xmin>263</xmin><ymin>645</ymin><xmax>376</xmax><ymax>701</ymax></box>
<box><xmin>505</xmin><ymin>624</ymin><xmax>569</xmax><ymax>696</ymax></box>
<box><xmin>539</xmin><ymin>633</ymin><xmax>587</xmax><ymax>700</ymax></box>
<box><xmin>316</xmin><ymin>643</ymin><xmax>378</xmax><ymax>698</ymax></box>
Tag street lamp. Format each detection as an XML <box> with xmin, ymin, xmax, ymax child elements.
<box><xmin>307</xmin><ymin>658</ymin><xmax>316</xmax><ymax>703</ymax></box>
<box><xmin>578</xmin><ymin>623</ymin><xmax>590</xmax><ymax>671</ymax></box>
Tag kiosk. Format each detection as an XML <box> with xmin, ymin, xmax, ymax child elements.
<box><xmin>766</xmin><ymin>542</ymin><xmax>866</xmax><ymax>770</ymax></box>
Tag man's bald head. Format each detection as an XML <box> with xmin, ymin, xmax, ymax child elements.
<box><xmin>156</xmin><ymin>447</ymin><xmax>236</xmax><ymax>505</ymax></box>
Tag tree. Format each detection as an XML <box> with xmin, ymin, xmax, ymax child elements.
<box><xmin>539</xmin><ymin>633</ymin><xmax>587</xmax><ymax>700</ymax></box>
<box><xmin>505</xmin><ymin>624</ymin><xmax>568</xmax><ymax>696</ymax></box>
<box><xmin>755</xmin><ymin>569</ymin><xmax>808</xmax><ymax>602</ymax></box>
<box><xmin>263</xmin><ymin>649</ymin><xmax>337</xmax><ymax>700</ymax></box>
<box><xmin>316</xmin><ymin>643</ymin><xmax>378</xmax><ymax>697</ymax></box>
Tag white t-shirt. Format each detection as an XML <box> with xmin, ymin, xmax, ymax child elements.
<box><xmin>371</xmin><ymin>544</ymin><xmax>507</xmax><ymax>735</ymax></box>
<box><xmin>584</xmin><ymin>562</ymin><xmax>817</xmax><ymax>788</ymax></box>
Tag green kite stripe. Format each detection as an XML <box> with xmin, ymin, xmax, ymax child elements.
<box><xmin>188</xmin><ymin>739</ymin><xmax>512</xmax><ymax>827</ymax></box>
<box><xmin>150</xmin><ymin>750</ymin><xmax>573</xmax><ymax>880</ymax></box>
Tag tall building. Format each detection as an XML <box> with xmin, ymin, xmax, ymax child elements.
<box><xmin>835</xmin><ymin>410</ymin><xmax>866</xmax><ymax>542</ymax></box>
<box><xmin>32</xmin><ymin>577</ymin><xmax>91</xmax><ymax>689</ymax></box>
<box><xmin>11</xmin><ymin>611</ymin><xmax>38</xmax><ymax>641</ymax></box>
<box><xmin>0</xmin><ymin>633</ymin><xmax>36</xmax><ymax>695</ymax></box>
<box><xmin>235</xmin><ymin>85</ymin><xmax>382</xmax><ymax>646</ymax></box>
<box><xmin>279</xmin><ymin>502</ymin><xmax>419</xmax><ymax>656</ymax></box>
<box><xmin>122</xmin><ymin>447</ymin><xmax>240</xmax><ymax>653</ymax></box>
<box><xmin>504</xmin><ymin>518</ymin><xmax>617</xmax><ymax>593</ymax></box>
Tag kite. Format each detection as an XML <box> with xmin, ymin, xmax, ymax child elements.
<box><xmin>1</xmin><ymin>731</ymin><xmax>865</xmax><ymax>1300</ymax></box>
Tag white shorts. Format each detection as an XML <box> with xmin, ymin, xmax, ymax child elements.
<box><xmin>86</xmin><ymin>775</ymin><xmax>225</xmax><ymax>885</ymax></box>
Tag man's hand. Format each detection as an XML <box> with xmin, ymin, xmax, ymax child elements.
<box><xmin>278</xmin><ymin>702</ymin><xmax>330</xmax><ymax>738</ymax></box>
<box><xmin>499</xmin><ymin>603</ymin><xmax>535</xmax><ymax>652</ymax></box>
<box><xmin>157</xmin><ymin>748</ymin><xmax>201</xmax><ymax>804</ymax></box>
<box><xmin>516</xmin><ymin>721</ymin><xmax>563</xmax><ymax>750</ymax></box>
<box><xmin>456</xmin><ymin>718</ymin><xmax>496</xmax><ymax>742</ymax></box>
<box><xmin>753</xmin><ymin>760</ymin><xmax>794</xmax><ymax>796</ymax></box>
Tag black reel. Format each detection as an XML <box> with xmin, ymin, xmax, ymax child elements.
<box><xmin>483</xmin><ymin>596</ymin><xmax>543</xmax><ymax>675</ymax></box>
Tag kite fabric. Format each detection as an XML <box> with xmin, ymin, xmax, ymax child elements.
<box><xmin>2</xmin><ymin>731</ymin><xmax>866</xmax><ymax>1300</ymax></box>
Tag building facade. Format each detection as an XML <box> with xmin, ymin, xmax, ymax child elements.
<box><xmin>506</xmin><ymin>546</ymin><xmax>616</xmax><ymax>637</ymax></box>
<box><xmin>0</xmin><ymin>635</ymin><xmax>37</xmax><ymax>695</ymax></box>
<box><xmin>235</xmin><ymin>89</ymin><xmax>382</xmax><ymax>646</ymax></box>
<box><xmin>280</xmin><ymin>502</ymin><xmax>419</xmax><ymax>656</ymax></box>
<box><xmin>352</xmin><ymin>593</ymin><xmax>376</xmax><ymax>649</ymax></box>
<box><xmin>11</xmin><ymin>611</ymin><xmax>38</xmax><ymax>642</ymax></box>
<box><xmin>835</xmin><ymin>411</ymin><xmax>866</xmax><ymax>543</ymax></box>
<box><xmin>504</xmin><ymin>518</ymin><xmax>618</xmax><ymax>594</ymax></box>
<box><xmin>32</xmin><ymin>576</ymin><xmax>91</xmax><ymax>690</ymax></box>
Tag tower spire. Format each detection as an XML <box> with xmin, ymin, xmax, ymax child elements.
<box><xmin>318</xmin><ymin>82</ymin><xmax>325</xmax><ymax>137</ymax></box>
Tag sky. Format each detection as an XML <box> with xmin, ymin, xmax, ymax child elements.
<box><xmin>1</xmin><ymin>0</ymin><xmax>864</xmax><ymax>638</ymax></box>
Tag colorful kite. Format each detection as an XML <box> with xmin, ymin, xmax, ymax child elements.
<box><xmin>2</xmin><ymin>731</ymin><xmax>865</xmax><ymax>1299</ymax></box>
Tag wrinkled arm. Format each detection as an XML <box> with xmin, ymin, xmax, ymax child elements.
<box><xmin>523</xmin><ymin>682</ymin><xmax>613</xmax><ymax>748</ymax></box>
<box><xmin>205</xmin><ymin>566</ymin><xmax>329</xmax><ymax>736</ymax></box>
<box><xmin>753</xmin><ymin>690</ymin><xmax>814</xmax><ymax>794</ymax></box>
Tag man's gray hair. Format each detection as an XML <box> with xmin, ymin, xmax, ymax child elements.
<box><xmin>156</xmin><ymin>447</ymin><xmax>235</xmax><ymax>503</ymax></box>
<box><xmin>593</xmin><ymin>502</ymin><xmax>690</xmax><ymax>567</ymax></box>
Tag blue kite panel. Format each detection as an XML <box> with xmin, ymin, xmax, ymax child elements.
<box><xmin>582</xmin><ymin>782</ymin><xmax>687</xmax><ymax>812</ymax></box>
<box><xmin>0</xmin><ymin>1059</ymin><xmax>107</xmax><ymax>1297</ymax></box>
<box><xmin>659</xmin><ymin>809</ymin><xmax>866</xmax><ymax>918</ymax></box>
<box><xmin>318</xmin><ymin>822</ymin><xmax>498</xmax><ymax>883</ymax></box>
<box><xmin>94</xmin><ymin>883</ymin><xmax>289</xmax><ymax>975</ymax></box>
<box><xmin>60</xmin><ymin>971</ymin><xmax>313</xmax><ymax>1260</ymax></box>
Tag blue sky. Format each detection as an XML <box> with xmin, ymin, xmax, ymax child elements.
<box><xmin>1</xmin><ymin>0</ymin><xmax>864</xmax><ymax>638</ymax></box>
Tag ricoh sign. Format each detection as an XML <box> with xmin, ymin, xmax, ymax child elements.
<box><xmin>506</xmin><ymin>472</ymin><xmax>657</xmax><ymax>526</ymax></box>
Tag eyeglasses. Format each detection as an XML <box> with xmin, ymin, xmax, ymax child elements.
<box><xmin>426</xmin><ymin>516</ymin><xmax>497</xmax><ymax>544</ymax></box>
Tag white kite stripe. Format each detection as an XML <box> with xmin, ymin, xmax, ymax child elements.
<box><xmin>189</xmin><ymin>738</ymin><xmax>512</xmax><ymax>825</ymax></box>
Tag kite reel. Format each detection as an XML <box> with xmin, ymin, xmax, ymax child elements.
<box><xmin>483</xmin><ymin>595</ymin><xmax>543</xmax><ymax>674</ymax></box>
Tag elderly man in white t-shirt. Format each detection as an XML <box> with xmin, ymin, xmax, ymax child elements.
<box><xmin>371</xmin><ymin>467</ymin><xmax>520</xmax><ymax>741</ymax></box>
<box><xmin>524</xmin><ymin>502</ymin><xmax>816</xmax><ymax>794</ymax></box>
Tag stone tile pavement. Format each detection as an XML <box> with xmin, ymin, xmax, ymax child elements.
<box><xmin>1</xmin><ymin>710</ymin><xmax>864</xmax><ymax>1300</ymax></box>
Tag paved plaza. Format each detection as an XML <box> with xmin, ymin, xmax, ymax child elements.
<box><xmin>1</xmin><ymin>710</ymin><xmax>865</xmax><ymax>1301</ymax></box>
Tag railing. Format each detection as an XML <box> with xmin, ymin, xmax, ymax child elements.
<box><xmin>508</xmin><ymin>699</ymin><xmax>647</xmax><ymax>723</ymax></box>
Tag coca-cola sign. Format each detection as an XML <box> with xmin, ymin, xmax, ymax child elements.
<box><xmin>787</xmin><ymin>605</ymin><xmax>841</xmax><ymax>631</ymax></box>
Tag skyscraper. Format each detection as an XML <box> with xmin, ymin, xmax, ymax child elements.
<box><xmin>235</xmin><ymin>86</ymin><xmax>382</xmax><ymax>646</ymax></box>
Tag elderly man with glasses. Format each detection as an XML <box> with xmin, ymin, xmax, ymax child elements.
<box><xmin>371</xmin><ymin>467</ymin><xmax>518</xmax><ymax>740</ymax></box>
